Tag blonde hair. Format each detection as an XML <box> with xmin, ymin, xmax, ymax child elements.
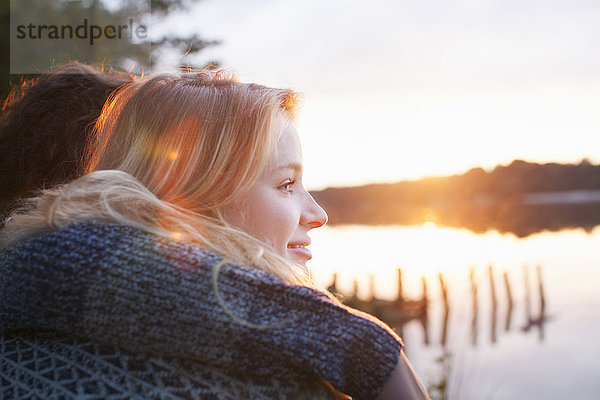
<box><xmin>1</xmin><ymin>69</ymin><xmax>349</xmax><ymax>399</ymax></box>
<box><xmin>2</xmin><ymin>70</ymin><xmax>312</xmax><ymax>285</ymax></box>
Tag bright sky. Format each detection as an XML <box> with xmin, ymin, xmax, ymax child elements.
<box><xmin>153</xmin><ymin>0</ymin><xmax>600</xmax><ymax>191</ymax></box>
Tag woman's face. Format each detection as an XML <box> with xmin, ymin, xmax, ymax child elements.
<box><xmin>221</xmin><ymin>120</ymin><xmax>328</xmax><ymax>267</ymax></box>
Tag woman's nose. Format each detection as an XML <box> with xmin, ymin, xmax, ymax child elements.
<box><xmin>301</xmin><ymin>192</ymin><xmax>328</xmax><ymax>229</ymax></box>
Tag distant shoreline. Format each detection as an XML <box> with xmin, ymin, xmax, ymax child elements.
<box><xmin>310</xmin><ymin>159</ymin><xmax>600</xmax><ymax>237</ymax></box>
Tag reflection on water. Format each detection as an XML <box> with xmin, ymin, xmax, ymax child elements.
<box><xmin>328</xmin><ymin>263</ymin><xmax>549</xmax><ymax>347</ymax></box>
<box><xmin>309</xmin><ymin>224</ymin><xmax>600</xmax><ymax>400</ymax></box>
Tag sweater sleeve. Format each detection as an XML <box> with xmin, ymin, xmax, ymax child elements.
<box><xmin>0</xmin><ymin>221</ymin><xmax>403</xmax><ymax>400</ymax></box>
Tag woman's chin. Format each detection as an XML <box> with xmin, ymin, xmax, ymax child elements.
<box><xmin>284</xmin><ymin>254</ymin><xmax>309</xmax><ymax>273</ymax></box>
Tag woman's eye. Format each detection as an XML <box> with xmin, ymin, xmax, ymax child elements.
<box><xmin>280</xmin><ymin>179</ymin><xmax>295</xmax><ymax>192</ymax></box>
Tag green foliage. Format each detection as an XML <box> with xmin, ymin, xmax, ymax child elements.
<box><xmin>0</xmin><ymin>0</ymin><xmax>16</xmax><ymax>98</ymax></box>
<box><xmin>0</xmin><ymin>0</ymin><xmax>218</xmax><ymax>99</ymax></box>
<box><xmin>427</xmin><ymin>350</ymin><xmax>451</xmax><ymax>400</ymax></box>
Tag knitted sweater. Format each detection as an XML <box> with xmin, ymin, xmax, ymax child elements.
<box><xmin>0</xmin><ymin>221</ymin><xmax>404</xmax><ymax>399</ymax></box>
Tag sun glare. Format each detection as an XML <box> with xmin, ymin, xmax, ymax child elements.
<box><xmin>171</xmin><ymin>231</ymin><xmax>182</xmax><ymax>241</ymax></box>
<box><xmin>168</xmin><ymin>151</ymin><xmax>179</xmax><ymax>161</ymax></box>
<box><xmin>422</xmin><ymin>212</ymin><xmax>439</xmax><ymax>229</ymax></box>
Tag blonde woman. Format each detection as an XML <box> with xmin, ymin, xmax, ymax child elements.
<box><xmin>0</xmin><ymin>71</ymin><xmax>430</xmax><ymax>399</ymax></box>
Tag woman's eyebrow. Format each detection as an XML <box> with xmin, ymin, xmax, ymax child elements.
<box><xmin>276</xmin><ymin>162</ymin><xmax>303</xmax><ymax>172</ymax></box>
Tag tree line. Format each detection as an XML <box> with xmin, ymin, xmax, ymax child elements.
<box><xmin>310</xmin><ymin>159</ymin><xmax>600</xmax><ymax>237</ymax></box>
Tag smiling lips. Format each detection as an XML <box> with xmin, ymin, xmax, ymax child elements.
<box><xmin>287</xmin><ymin>241</ymin><xmax>312</xmax><ymax>260</ymax></box>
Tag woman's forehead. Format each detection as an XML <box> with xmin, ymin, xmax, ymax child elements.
<box><xmin>271</xmin><ymin>123</ymin><xmax>303</xmax><ymax>170</ymax></box>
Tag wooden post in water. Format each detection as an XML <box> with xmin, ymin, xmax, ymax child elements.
<box><xmin>438</xmin><ymin>272</ymin><xmax>449</xmax><ymax>312</ymax></box>
<box><xmin>470</xmin><ymin>267</ymin><xmax>478</xmax><ymax>311</ymax></box>
<box><xmin>396</xmin><ymin>268</ymin><xmax>404</xmax><ymax>304</ymax></box>
<box><xmin>489</xmin><ymin>264</ymin><xmax>497</xmax><ymax>311</ymax></box>
<box><xmin>523</xmin><ymin>264</ymin><xmax>532</xmax><ymax>321</ymax></box>
<box><xmin>369</xmin><ymin>273</ymin><xmax>376</xmax><ymax>301</ymax></box>
<box><xmin>537</xmin><ymin>265</ymin><xmax>546</xmax><ymax>312</ymax></box>
<box><xmin>470</xmin><ymin>266</ymin><xmax>478</xmax><ymax>346</ymax></box>
<box><xmin>352</xmin><ymin>279</ymin><xmax>359</xmax><ymax>298</ymax></box>
<box><xmin>420</xmin><ymin>275</ymin><xmax>429</xmax><ymax>344</ymax></box>
<box><xmin>489</xmin><ymin>264</ymin><xmax>498</xmax><ymax>343</ymax></box>
<box><xmin>327</xmin><ymin>272</ymin><xmax>338</xmax><ymax>297</ymax></box>
<box><xmin>438</xmin><ymin>272</ymin><xmax>449</xmax><ymax>346</ymax></box>
<box><xmin>421</xmin><ymin>276</ymin><xmax>428</xmax><ymax>304</ymax></box>
<box><xmin>503</xmin><ymin>271</ymin><xmax>513</xmax><ymax>331</ymax></box>
<box><xmin>536</xmin><ymin>264</ymin><xmax>547</xmax><ymax>341</ymax></box>
<box><xmin>519</xmin><ymin>264</ymin><xmax>549</xmax><ymax>340</ymax></box>
<box><xmin>346</xmin><ymin>279</ymin><xmax>361</xmax><ymax>309</ymax></box>
<box><xmin>503</xmin><ymin>271</ymin><xmax>513</xmax><ymax>308</ymax></box>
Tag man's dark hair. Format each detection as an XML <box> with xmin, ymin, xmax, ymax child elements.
<box><xmin>0</xmin><ymin>62</ymin><xmax>134</xmax><ymax>221</ymax></box>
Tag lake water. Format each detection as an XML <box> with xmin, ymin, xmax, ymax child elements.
<box><xmin>307</xmin><ymin>223</ymin><xmax>600</xmax><ymax>400</ymax></box>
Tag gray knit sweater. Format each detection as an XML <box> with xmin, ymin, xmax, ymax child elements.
<box><xmin>0</xmin><ymin>221</ymin><xmax>404</xmax><ymax>399</ymax></box>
